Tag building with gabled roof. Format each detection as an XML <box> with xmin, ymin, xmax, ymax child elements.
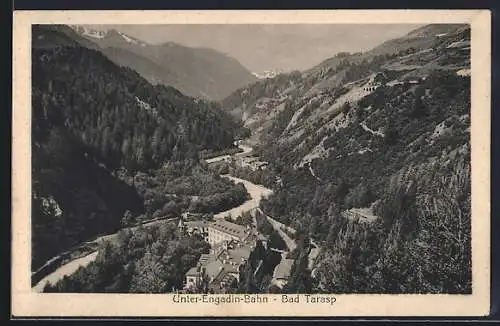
<box><xmin>184</xmin><ymin>238</ymin><xmax>255</xmax><ymax>292</ymax></box>
<box><xmin>179</xmin><ymin>219</ymin><xmax>211</xmax><ymax>241</ymax></box>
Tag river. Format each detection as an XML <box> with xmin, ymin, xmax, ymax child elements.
<box><xmin>32</xmin><ymin>216</ymin><xmax>178</xmax><ymax>292</ymax></box>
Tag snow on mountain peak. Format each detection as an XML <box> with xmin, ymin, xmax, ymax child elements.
<box><xmin>70</xmin><ymin>25</ymin><xmax>108</xmax><ymax>39</ymax></box>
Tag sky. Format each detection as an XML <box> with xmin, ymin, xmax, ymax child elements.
<box><xmin>90</xmin><ymin>24</ymin><xmax>423</xmax><ymax>73</ymax></box>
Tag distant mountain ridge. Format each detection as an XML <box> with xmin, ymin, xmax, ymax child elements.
<box><xmin>66</xmin><ymin>25</ymin><xmax>257</xmax><ymax>100</ymax></box>
<box><xmin>31</xmin><ymin>24</ymin><xmax>246</xmax><ymax>271</ymax></box>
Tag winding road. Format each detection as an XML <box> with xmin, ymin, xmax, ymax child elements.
<box><xmin>214</xmin><ymin>175</ymin><xmax>273</xmax><ymax>220</ymax></box>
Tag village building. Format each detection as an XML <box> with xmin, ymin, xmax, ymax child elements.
<box><xmin>386</xmin><ymin>78</ymin><xmax>421</xmax><ymax>87</ymax></box>
<box><xmin>183</xmin><ymin>239</ymin><xmax>254</xmax><ymax>293</ymax></box>
<box><xmin>342</xmin><ymin>207</ymin><xmax>379</xmax><ymax>223</ymax></box>
<box><xmin>235</xmin><ymin>155</ymin><xmax>270</xmax><ymax>171</ymax></box>
<box><xmin>207</xmin><ymin>220</ymin><xmax>252</xmax><ymax>246</ymax></box>
<box><xmin>180</xmin><ymin>213</ymin><xmax>269</xmax><ymax>248</ymax></box>
<box><xmin>181</xmin><ymin>216</ymin><xmax>274</xmax><ymax>293</ymax></box>
<box><xmin>181</xmin><ymin>211</ymin><xmax>206</xmax><ymax>220</ymax></box>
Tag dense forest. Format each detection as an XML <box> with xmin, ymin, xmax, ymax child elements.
<box><xmin>31</xmin><ymin>27</ymin><xmax>248</xmax><ymax>271</ymax></box>
<box><xmin>259</xmin><ymin>70</ymin><xmax>471</xmax><ymax>293</ymax></box>
<box><xmin>32</xmin><ymin>126</ymin><xmax>144</xmax><ymax>271</ymax></box>
<box><xmin>218</xmin><ymin>30</ymin><xmax>472</xmax><ymax>293</ymax></box>
<box><xmin>119</xmin><ymin>161</ymin><xmax>250</xmax><ymax>221</ymax></box>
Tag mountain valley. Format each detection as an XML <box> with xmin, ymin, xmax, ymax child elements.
<box><xmin>31</xmin><ymin>23</ymin><xmax>473</xmax><ymax>295</ymax></box>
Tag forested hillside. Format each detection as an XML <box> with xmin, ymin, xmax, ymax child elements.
<box><xmin>259</xmin><ymin>71</ymin><xmax>471</xmax><ymax>293</ymax></box>
<box><xmin>31</xmin><ymin>26</ymin><xmax>247</xmax><ymax>271</ymax></box>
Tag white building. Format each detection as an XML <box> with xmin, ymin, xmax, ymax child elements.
<box><xmin>272</xmin><ymin>258</ymin><xmax>294</xmax><ymax>289</ymax></box>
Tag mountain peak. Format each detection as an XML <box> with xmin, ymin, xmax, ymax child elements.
<box><xmin>70</xmin><ymin>25</ymin><xmax>149</xmax><ymax>46</ymax></box>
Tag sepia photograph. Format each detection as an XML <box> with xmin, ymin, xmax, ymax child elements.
<box><xmin>12</xmin><ymin>10</ymin><xmax>491</xmax><ymax>317</ymax></box>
